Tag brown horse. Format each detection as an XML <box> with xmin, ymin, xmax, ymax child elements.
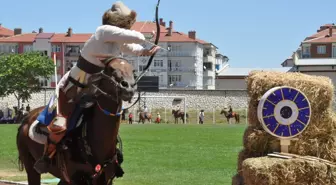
<box><xmin>138</xmin><ymin>112</ymin><xmax>152</xmax><ymax>124</ymax></box>
<box><xmin>16</xmin><ymin>57</ymin><xmax>137</xmax><ymax>185</ymax></box>
<box><xmin>172</xmin><ymin>110</ymin><xmax>188</xmax><ymax>124</ymax></box>
<box><xmin>220</xmin><ymin>109</ymin><xmax>240</xmax><ymax>124</ymax></box>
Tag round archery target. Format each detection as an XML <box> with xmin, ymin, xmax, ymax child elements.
<box><xmin>257</xmin><ymin>86</ymin><xmax>311</xmax><ymax>139</ymax></box>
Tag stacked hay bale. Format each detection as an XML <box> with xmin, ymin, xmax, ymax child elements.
<box><xmin>232</xmin><ymin>71</ymin><xmax>336</xmax><ymax>185</ymax></box>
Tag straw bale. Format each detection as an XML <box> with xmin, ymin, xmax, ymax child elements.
<box><xmin>247</xmin><ymin>101</ymin><xmax>259</xmax><ymax>127</ymax></box>
<box><xmin>291</xmin><ymin>112</ymin><xmax>336</xmax><ymax>161</ymax></box>
<box><xmin>242</xmin><ymin>111</ymin><xmax>336</xmax><ymax>162</ymax></box>
<box><xmin>242</xmin><ymin>156</ymin><xmax>336</xmax><ymax>185</ymax></box>
<box><xmin>246</xmin><ymin>71</ymin><xmax>335</xmax><ymax>128</ymax></box>
<box><xmin>243</xmin><ymin>126</ymin><xmax>279</xmax><ymax>154</ymax></box>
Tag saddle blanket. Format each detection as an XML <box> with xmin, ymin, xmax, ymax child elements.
<box><xmin>30</xmin><ymin>95</ymin><xmax>85</xmax><ymax>144</ymax></box>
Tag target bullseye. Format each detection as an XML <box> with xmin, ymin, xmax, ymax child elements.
<box><xmin>257</xmin><ymin>86</ymin><xmax>311</xmax><ymax>139</ymax></box>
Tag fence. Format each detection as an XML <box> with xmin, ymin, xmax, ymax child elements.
<box><xmin>120</xmin><ymin>107</ymin><xmax>248</xmax><ymax>125</ymax></box>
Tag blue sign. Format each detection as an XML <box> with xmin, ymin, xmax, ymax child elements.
<box><xmin>257</xmin><ymin>86</ymin><xmax>311</xmax><ymax>138</ymax></box>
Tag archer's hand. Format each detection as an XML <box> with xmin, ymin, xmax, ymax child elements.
<box><xmin>140</xmin><ymin>46</ymin><xmax>161</xmax><ymax>56</ymax></box>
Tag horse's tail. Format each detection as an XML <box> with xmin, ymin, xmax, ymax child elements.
<box><xmin>16</xmin><ymin>115</ymin><xmax>29</xmax><ymax>171</ymax></box>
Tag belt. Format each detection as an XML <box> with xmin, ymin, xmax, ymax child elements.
<box><xmin>77</xmin><ymin>55</ymin><xmax>104</xmax><ymax>74</ymax></box>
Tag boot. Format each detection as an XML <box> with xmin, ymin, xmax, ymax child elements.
<box><xmin>34</xmin><ymin>115</ymin><xmax>67</xmax><ymax>174</ymax></box>
<box><xmin>34</xmin><ymin>139</ymin><xmax>57</xmax><ymax>174</ymax></box>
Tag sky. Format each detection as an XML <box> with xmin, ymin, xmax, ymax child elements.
<box><xmin>1</xmin><ymin>0</ymin><xmax>336</xmax><ymax>68</ymax></box>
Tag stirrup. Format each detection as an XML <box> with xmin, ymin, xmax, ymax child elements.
<box><xmin>34</xmin><ymin>155</ymin><xmax>51</xmax><ymax>174</ymax></box>
<box><xmin>34</xmin><ymin>139</ymin><xmax>57</xmax><ymax>174</ymax></box>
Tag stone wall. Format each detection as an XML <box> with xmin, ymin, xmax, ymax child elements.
<box><xmin>124</xmin><ymin>90</ymin><xmax>249</xmax><ymax>111</ymax></box>
<box><xmin>0</xmin><ymin>89</ymin><xmax>249</xmax><ymax>111</ymax></box>
<box><xmin>0</xmin><ymin>88</ymin><xmax>55</xmax><ymax>110</ymax></box>
<box><xmin>0</xmin><ymin>89</ymin><xmax>335</xmax><ymax>112</ymax></box>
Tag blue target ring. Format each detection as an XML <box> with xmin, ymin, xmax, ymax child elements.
<box><xmin>257</xmin><ymin>86</ymin><xmax>311</xmax><ymax>139</ymax></box>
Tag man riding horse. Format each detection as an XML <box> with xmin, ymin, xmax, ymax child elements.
<box><xmin>31</xmin><ymin>1</ymin><xmax>160</xmax><ymax>174</ymax></box>
<box><xmin>143</xmin><ymin>105</ymin><xmax>149</xmax><ymax>119</ymax></box>
<box><xmin>228</xmin><ymin>105</ymin><xmax>233</xmax><ymax>117</ymax></box>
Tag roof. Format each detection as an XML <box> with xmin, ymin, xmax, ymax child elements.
<box><xmin>50</xmin><ymin>33</ymin><xmax>92</xmax><ymax>43</ymax></box>
<box><xmin>132</xmin><ymin>21</ymin><xmax>207</xmax><ymax>43</ymax></box>
<box><xmin>294</xmin><ymin>58</ymin><xmax>336</xmax><ymax>66</ymax></box>
<box><xmin>303</xmin><ymin>35</ymin><xmax>336</xmax><ymax>43</ymax></box>
<box><xmin>281</xmin><ymin>56</ymin><xmax>293</xmax><ymax>65</ymax></box>
<box><xmin>217</xmin><ymin>67</ymin><xmax>292</xmax><ymax>76</ymax></box>
<box><xmin>131</xmin><ymin>22</ymin><xmax>169</xmax><ymax>33</ymax></box>
<box><xmin>0</xmin><ymin>21</ymin><xmax>208</xmax><ymax>44</ymax></box>
<box><xmin>35</xmin><ymin>33</ymin><xmax>55</xmax><ymax>39</ymax></box>
<box><xmin>303</xmin><ymin>24</ymin><xmax>336</xmax><ymax>43</ymax></box>
<box><xmin>0</xmin><ymin>25</ymin><xmax>14</xmax><ymax>37</ymax></box>
<box><xmin>0</xmin><ymin>33</ymin><xmax>37</xmax><ymax>43</ymax></box>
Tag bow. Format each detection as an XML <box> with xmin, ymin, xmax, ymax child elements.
<box><xmin>123</xmin><ymin>0</ymin><xmax>161</xmax><ymax>111</ymax></box>
<box><xmin>135</xmin><ymin>0</ymin><xmax>161</xmax><ymax>83</ymax></box>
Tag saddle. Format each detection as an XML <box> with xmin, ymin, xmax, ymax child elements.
<box><xmin>29</xmin><ymin>95</ymin><xmax>88</xmax><ymax>145</ymax></box>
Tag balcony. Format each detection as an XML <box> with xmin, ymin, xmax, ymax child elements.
<box><xmin>65</xmin><ymin>45</ymin><xmax>80</xmax><ymax>57</ymax></box>
<box><xmin>302</xmin><ymin>54</ymin><xmax>311</xmax><ymax>59</ymax></box>
<box><xmin>65</xmin><ymin>52</ymin><xmax>80</xmax><ymax>57</ymax></box>
<box><xmin>168</xmin><ymin>67</ymin><xmax>195</xmax><ymax>73</ymax></box>
<box><xmin>167</xmin><ymin>82</ymin><xmax>197</xmax><ymax>89</ymax></box>
<box><xmin>150</xmin><ymin>69</ymin><xmax>167</xmax><ymax>72</ymax></box>
<box><xmin>167</xmin><ymin>51</ymin><xmax>196</xmax><ymax>57</ymax></box>
<box><xmin>292</xmin><ymin>52</ymin><xmax>336</xmax><ymax>67</ymax></box>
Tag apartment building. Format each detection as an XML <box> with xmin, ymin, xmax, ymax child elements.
<box><xmin>0</xmin><ymin>19</ymin><xmax>227</xmax><ymax>89</ymax></box>
<box><xmin>282</xmin><ymin>24</ymin><xmax>336</xmax><ymax>86</ymax></box>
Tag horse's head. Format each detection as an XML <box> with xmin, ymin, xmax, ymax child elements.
<box><xmin>220</xmin><ymin>109</ymin><xmax>226</xmax><ymax>115</ymax></box>
<box><xmin>94</xmin><ymin>57</ymin><xmax>137</xmax><ymax>102</ymax></box>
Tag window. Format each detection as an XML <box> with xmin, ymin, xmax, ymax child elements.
<box><xmin>66</xmin><ymin>60</ymin><xmax>77</xmax><ymax>71</ymax></box>
<box><xmin>23</xmin><ymin>45</ymin><xmax>33</xmax><ymax>53</ymax></box>
<box><xmin>168</xmin><ymin>75</ymin><xmax>182</xmax><ymax>84</ymax></box>
<box><xmin>168</xmin><ymin>60</ymin><xmax>172</xmax><ymax>70</ymax></box>
<box><xmin>52</xmin><ymin>45</ymin><xmax>61</xmax><ymax>52</ymax></box>
<box><xmin>203</xmin><ymin>62</ymin><xmax>213</xmax><ymax>70</ymax></box>
<box><xmin>160</xmin><ymin>75</ymin><xmax>163</xmax><ymax>83</ymax></box>
<box><xmin>174</xmin><ymin>60</ymin><xmax>181</xmax><ymax>70</ymax></box>
<box><xmin>154</xmin><ymin>60</ymin><xmax>163</xmax><ymax>67</ymax></box>
<box><xmin>9</xmin><ymin>45</ymin><xmax>18</xmax><ymax>53</ymax></box>
<box><xmin>139</xmin><ymin>65</ymin><xmax>146</xmax><ymax>71</ymax></box>
<box><xmin>317</xmin><ymin>45</ymin><xmax>326</xmax><ymax>54</ymax></box>
<box><xmin>168</xmin><ymin>60</ymin><xmax>182</xmax><ymax>71</ymax></box>
<box><xmin>0</xmin><ymin>45</ymin><xmax>18</xmax><ymax>53</ymax></box>
<box><xmin>303</xmin><ymin>46</ymin><xmax>310</xmax><ymax>54</ymax></box>
<box><xmin>40</xmin><ymin>78</ymin><xmax>49</xmax><ymax>87</ymax></box>
<box><xmin>171</xmin><ymin>45</ymin><xmax>182</xmax><ymax>51</ymax></box>
<box><xmin>333</xmin><ymin>45</ymin><xmax>336</xmax><ymax>58</ymax></box>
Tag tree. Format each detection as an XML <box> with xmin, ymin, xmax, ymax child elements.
<box><xmin>0</xmin><ymin>51</ymin><xmax>55</xmax><ymax>108</ymax></box>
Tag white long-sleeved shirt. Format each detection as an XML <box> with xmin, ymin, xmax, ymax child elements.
<box><xmin>81</xmin><ymin>25</ymin><xmax>146</xmax><ymax>67</ymax></box>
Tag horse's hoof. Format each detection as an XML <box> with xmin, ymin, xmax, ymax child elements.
<box><xmin>34</xmin><ymin>156</ymin><xmax>50</xmax><ymax>174</ymax></box>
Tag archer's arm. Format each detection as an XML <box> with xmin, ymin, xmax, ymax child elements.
<box><xmin>98</xmin><ymin>25</ymin><xmax>146</xmax><ymax>44</ymax></box>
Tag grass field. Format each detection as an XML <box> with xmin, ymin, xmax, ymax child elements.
<box><xmin>0</xmin><ymin>123</ymin><xmax>246</xmax><ymax>185</ymax></box>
